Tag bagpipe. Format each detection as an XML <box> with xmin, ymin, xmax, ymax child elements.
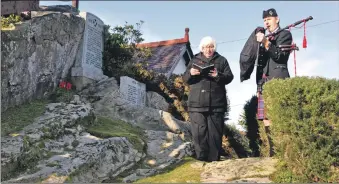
<box><xmin>239</xmin><ymin>16</ymin><xmax>314</xmax><ymax>84</ymax></box>
<box><xmin>258</xmin><ymin>16</ymin><xmax>314</xmax><ymax>76</ymax></box>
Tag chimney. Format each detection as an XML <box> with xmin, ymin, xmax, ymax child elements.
<box><xmin>72</xmin><ymin>0</ymin><xmax>79</xmax><ymax>10</ymax></box>
<box><xmin>184</xmin><ymin>28</ymin><xmax>189</xmax><ymax>42</ymax></box>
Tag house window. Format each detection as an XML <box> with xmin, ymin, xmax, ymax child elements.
<box><xmin>183</xmin><ymin>50</ymin><xmax>191</xmax><ymax>66</ymax></box>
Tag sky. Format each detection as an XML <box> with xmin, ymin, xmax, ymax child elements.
<box><xmin>41</xmin><ymin>1</ymin><xmax>339</xmax><ymax>130</ymax></box>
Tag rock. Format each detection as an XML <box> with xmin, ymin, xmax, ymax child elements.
<box><xmin>71</xmin><ymin>76</ymin><xmax>97</xmax><ymax>92</ymax></box>
<box><xmin>38</xmin><ymin>5</ymin><xmax>79</xmax><ymax>15</ymax></box>
<box><xmin>95</xmin><ymin>93</ymin><xmax>191</xmax><ymax>137</ymax></box>
<box><xmin>70</xmin><ymin>95</ymin><xmax>81</xmax><ymax>105</ymax></box>
<box><xmin>144</xmin><ymin>130</ymin><xmax>193</xmax><ymax>169</ymax></box>
<box><xmin>81</xmin><ymin>77</ymin><xmax>191</xmax><ymax>138</ymax></box>
<box><xmin>1</xmin><ymin>100</ymin><xmax>145</xmax><ymax>183</ymax></box>
<box><xmin>146</xmin><ymin>91</ymin><xmax>169</xmax><ymax>111</ymax></box>
<box><xmin>190</xmin><ymin>161</ymin><xmax>206</xmax><ymax>169</ymax></box>
<box><xmin>6</xmin><ymin>136</ymin><xmax>143</xmax><ymax>183</ymax></box>
<box><xmin>1</xmin><ymin>102</ymin><xmax>93</xmax><ymax>181</ymax></box>
<box><xmin>1</xmin><ymin>12</ymin><xmax>85</xmax><ymax>112</ymax></box>
<box><xmin>120</xmin><ymin>130</ymin><xmax>194</xmax><ymax>183</ymax></box>
<box><xmin>122</xmin><ymin>169</ymin><xmax>158</xmax><ymax>183</ymax></box>
<box><xmin>79</xmin><ymin>77</ymin><xmax>119</xmax><ymax>100</ymax></box>
<box><xmin>200</xmin><ymin>157</ymin><xmax>278</xmax><ymax>183</ymax></box>
<box><xmin>228</xmin><ymin>177</ymin><xmax>273</xmax><ymax>183</ymax></box>
<box><xmin>2</xmin><ymin>75</ymin><xmax>195</xmax><ymax>182</ymax></box>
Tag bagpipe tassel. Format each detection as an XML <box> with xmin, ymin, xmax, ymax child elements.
<box><xmin>302</xmin><ymin>20</ymin><xmax>307</xmax><ymax>48</ymax></box>
<box><xmin>294</xmin><ymin>49</ymin><xmax>297</xmax><ymax>76</ymax></box>
<box><xmin>288</xmin><ymin>26</ymin><xmax>297</xmax><ymax>76</ymax></box>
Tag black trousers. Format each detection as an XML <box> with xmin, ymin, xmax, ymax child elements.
<box><xmin>189</xmin><ymin>111</ymin><xmax>225</xmax><ymax>162</ymax></box>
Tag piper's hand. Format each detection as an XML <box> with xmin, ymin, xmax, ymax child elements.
<box><xmin>208</xmin><ymin>68</ymin><xmax>218</xmax><ymax>78</ymax></box>
<box><xmin>256</xmin><ymin>32</ymin><xmax>267</xmax><ymax>43</ymax></box>
<box><xmin>190</xmin><ymin>68</ymin><xmax>200</xmax><ymax>76</ymax></box>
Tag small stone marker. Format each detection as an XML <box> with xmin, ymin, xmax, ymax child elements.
<box><xmin>120</xmin><ymin>76</ymin><xmax>146</xmax><ymax>106</ymax></box>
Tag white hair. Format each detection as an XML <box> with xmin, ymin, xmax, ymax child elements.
<box><xmin>199</xmin><ymin>36</ymin><xmax>217</xmax><ymax>52</ymax></box>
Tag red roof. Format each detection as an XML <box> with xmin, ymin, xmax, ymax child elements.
<box><xmin>135</xmin><ymin>28</ymin><xmax>193</xmax><ymax>74</ymax></box>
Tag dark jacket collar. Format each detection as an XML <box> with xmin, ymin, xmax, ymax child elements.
<box><xmin>195</xmin><ymin>52</ymin><xmax>220</xmax><ymax>63</ymax></box>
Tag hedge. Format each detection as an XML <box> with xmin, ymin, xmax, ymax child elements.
<box><xmin>238</xmin><ymin>95</ymin><xmax>262</xmax><ymax>157</ymax></box>
<box><xmin>263</xmin><ymin>76</ymin><xmax>339</xmax><ymax>182</ymax></box>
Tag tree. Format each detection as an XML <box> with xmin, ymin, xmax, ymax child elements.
<box><xmin>102</xmin><ymin>20</ymin><xmax>151</xmax><ymax>78</ymax></box>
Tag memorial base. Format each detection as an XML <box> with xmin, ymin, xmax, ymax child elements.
<box><xmin>71</xmin><ymin>76</ymin><xmax>95</xmax><ymax>91</ymax></box>
<box><xmin>71</xmin><ymin>66</ymin><xmax>108</xmax><ymax>91</ymax></box>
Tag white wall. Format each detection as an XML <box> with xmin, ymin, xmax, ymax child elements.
<box><xmin>172</xmin><ymin>56</ymin><xmax>187</xmax><ymax>75</ymax></box>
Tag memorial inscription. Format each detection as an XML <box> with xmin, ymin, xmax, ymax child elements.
<box><xmin>120</xmin><ymin>76</ymin><xmax>146</xmax><ymax>107</ymax></box>
<box><xmin>71</xmin><ymin>11</ymin><xmax>107</xmax><ymax>87</ymax></box>
<box><xmin>81</xmin><ymin>12</ymin><xmax>103</xmax><ymax>69</ymax></box>
<box><xmin>71</xmin><ymin>11</ymin><xmax>107</xmax><ymax>90</ymax></box>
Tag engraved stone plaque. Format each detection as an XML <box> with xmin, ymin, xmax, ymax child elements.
<box><xmin>71</xmin><ymin>11</ymin><xmax>107</xmax><ymax>81</ymax></box>
<box><xmin>120</xmin><ymin>76</ymin><xmax>146</xmax><ymax>107</ymax></box>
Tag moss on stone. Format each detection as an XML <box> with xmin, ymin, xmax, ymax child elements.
<box><xmin>84</xmin><ymin>116</ymin><xmax>146</xmax><ymax>152</ymax></box>
<box><xmin>1</xmin><ymin>99</ymin><xmax>48</xmax><ymax>136</ymax></box>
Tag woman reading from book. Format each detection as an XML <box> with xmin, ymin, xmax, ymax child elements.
<box><xmin>183</xmin><ymin>36</ymin><xmax>234</xmax><ymax>162</ymax></box>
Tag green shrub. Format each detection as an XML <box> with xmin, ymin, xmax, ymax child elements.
<box><xmin>48</xmin><ymin>87</ymin><xmax>75</xmax><ymax>103</ymax></box>
<box><xmin>102</xmin><ymin>21</ymin><xmax>151</xmax><ymax>79</ymax></box>
<box><xmin>223</xmin><ymin>124</ymin><xmax>252</xmax><ymax>158</ymax></box>
<box><xmin>1</xmin><ymin>14</ymin><xmax>22</xmax><ymax>29</ymax></box>
<box><xmin>238</xmin><ymin>95</ymin><xmax>261</xmax><ymax>157</ymax></box>
<box><xmin>263</xmin><ymin>76</ymin><xmax>339</xmax><ymax>182</ymax></box>
<box><xmin>258</xmin><ymin>122</ymin><xmax>274</xmax><ymax>157</ymax></box>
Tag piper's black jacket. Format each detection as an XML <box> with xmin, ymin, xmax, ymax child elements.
<box><xmin>183</xmin><ymin>52</ymin><xmax>234</xmax><ymax>112</ymax></box>
<box><xmin>239</xmin><ymin>27</ymin><xmax>293</xmax><ymax>84</ymax></box>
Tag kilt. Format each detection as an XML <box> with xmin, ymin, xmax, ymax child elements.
<box><xmin>257</xmin><ymin>92</ymin><xmax>265</xmax><ymax>120</ymax></box>
<box><xmin>257</xmin><ymin>74</ymin><xmax>268</xmax><ymax>120</ymax></box>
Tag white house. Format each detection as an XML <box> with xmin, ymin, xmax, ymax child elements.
<box><xmin>135</xmin><ymin>28</ymin><xmax>194</xmax><ymax>78</ymax></box>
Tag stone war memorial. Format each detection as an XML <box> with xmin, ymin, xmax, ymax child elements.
<box><xmin>71</xmin><ymin>11</ymin><xmax>108</xmax><ymax>90</ymax></box>
<box><xmin>120</xmin><ymin>76</ymin><xmax>146</xmax><ymax>107</ymax></box>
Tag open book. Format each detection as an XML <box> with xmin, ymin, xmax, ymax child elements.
<box><xmin>192</xmin><ymin>63</ymin><xmax>215</xmax><ymax>74</ymax></box>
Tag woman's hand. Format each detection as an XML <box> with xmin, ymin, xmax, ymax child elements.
<box><xmin>190</xmin><ymin>68</ymin><xmax>200</xmax><ymax>76</ymax></box>
<box><xmin>208</xmin><ymin>68</ymin><xmax>218</xmax><ymax>78</ymax></box>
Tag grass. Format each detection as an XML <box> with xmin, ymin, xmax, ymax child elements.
<box><xmin>1</xmin><ymin>87</ymin><xmax>75</xmax><ymax>136</ymax></box>
<box><xmin>135</xmin><ymin>157</ymin><xmax>204</xmax><ymax>183</ymax></box>
<box><xmin>85</xmin><ymin>116</ymin><xmax>146</xmax><ymax>152</ymax></box>
<box><xmin>1</xmin><ymin>100</ymin><xmax>48</xmax><ymax>136</ymax></box>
